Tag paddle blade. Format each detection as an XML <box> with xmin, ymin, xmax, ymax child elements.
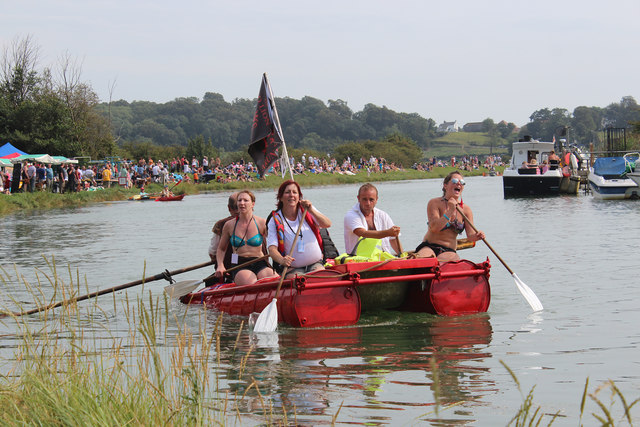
<box><xmin>511</xmin><ymin>273</ymin><xmax>544</xmax><ymax>312</ymax></box>
<box><xmin>252</xmin><ymin>298</ymin><xmax>278</xmax><ymax>332</ymax></box>
<box><xmin>164</xmin><ymin>280</ymin><xmax>202</xmax><ymax>299</ymax></box>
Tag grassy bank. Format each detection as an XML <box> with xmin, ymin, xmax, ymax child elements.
<box><xmin>0</xmin><ymin>261</ymin><xmax>272</xmax><ymax>425</ymax></box>
<box><xmin>0</xmin><ymin>167</ymin><xmax>499</xmax><ymax>216</ymax></box>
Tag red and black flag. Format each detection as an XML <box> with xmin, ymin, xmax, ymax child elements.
<box><xmin>248</xmin><ymin>73</ymin><xmax>284</xmax><ymax>176</ymax></box>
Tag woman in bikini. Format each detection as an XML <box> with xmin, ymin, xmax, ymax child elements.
<box><xmin>215</xmin><ymin>190</ymin><xmax>276</xmax><ymax>285</ymax></box>
<box><xmin>415</xmin><ymin>171</ymin><xmax>485</xmax><ymax>261</ymax></box>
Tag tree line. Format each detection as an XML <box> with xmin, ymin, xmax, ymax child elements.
<box><xmin>0</xmin><ymin>36</ymin><xmax>115</xmax><ymax>159</ymax></box>
<box><xmin>2</xmin><ymin>36</ymin><xmax>639</xmax><ymax>164</ymax></box>
<box><xmin>518</xmin><ymin>97</ymin><xmax>640</xmax><ymax>150</ymax></box>
<box><xmin>98</xmin><ymin>94</ymin><xmax>440</xmax><ymax>154</ymax></box>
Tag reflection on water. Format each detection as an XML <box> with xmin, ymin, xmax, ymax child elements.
<box><xmin>216</xmin><ymin>313</ymin><xmax>494</xmax><ymax>424</ymax></box>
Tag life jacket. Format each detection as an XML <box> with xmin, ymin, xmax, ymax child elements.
<box><xmin>269</xmin><ymin>209</ymin><xmax>323</xmax><ymax>256</ymax></box>
<box><xmin>335</xmin><ymin>238</ymin><xmax>397</xmax><ymax>264</ymax></box>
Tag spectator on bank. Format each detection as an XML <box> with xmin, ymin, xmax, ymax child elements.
<box><xmin>45</xmin><ymin>164</ymin><xmax>54</xmax><ymax>191</ymax></box>
<box><xmin>102</xmin><ymin>164</ymin><xmax>112</xmax><ymax>188</ymax></box>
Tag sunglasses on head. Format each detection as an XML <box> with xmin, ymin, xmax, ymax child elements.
<box><xmin>450</xmin><ymin>178</ymin><xmax>466</xmax><ymax>186</ymax></box>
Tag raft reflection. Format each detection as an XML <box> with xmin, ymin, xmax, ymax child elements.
<box><xmin>221</xmin><ymin>313</ymin><xmax>495</xmax><ymax>423</ymax></box>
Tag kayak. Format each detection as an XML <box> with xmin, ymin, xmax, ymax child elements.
<box><xmin>180</xmin><ymin>257</ymin><xmax>491</xmax><ymax>328</ymax></box>
<box><xmin>155</xmin><ymin>194</ymin><xmax>185</xmax><ymax>202</ymax></box>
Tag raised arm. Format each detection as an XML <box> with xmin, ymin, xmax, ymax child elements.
<box><xmin>301</xmin><ymin>199</ymin><xmax>331</xmax><ymax>228</ymax></box>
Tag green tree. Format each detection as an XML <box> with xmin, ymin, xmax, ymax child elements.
<box><xmin>0</xmin><ymin>36</ymin><xmax>114</xmax><ymax>158</ymax></box>
<box><xmin>496</xmin><ymin>121</ymin><xmax>516</xmax><ymax>139</ymax></box>
<box><xmin>185</xmin><ymin>135</ymin><xmax>219</xmax><ymax>160</ymax></box>
<box><xmin>520</xmin><ymin>108</ymin><xmax>570</xmax><ymax>141</ymax></box>
<box><xmin>603</xmin><ymin>96</ymin><xmax>640</xmax><ymax>128</ymax></box>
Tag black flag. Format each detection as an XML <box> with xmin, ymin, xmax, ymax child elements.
<box><xmin>248</xmin><ymin>74</ymin><xmax>283</xmax><ymax>176</ymax></box>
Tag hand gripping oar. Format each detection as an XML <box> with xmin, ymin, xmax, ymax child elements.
<box><xmin>2</xmin><ymin>260</ymin><xmax>214</xmax><ymax>318</ymax></box>
<box><xmin>253</xmin><ymin>207</ymin><xmax>308</xmax><ymax>332</ymax></box>
<box><xmin>456</xmin><ymin>205</ymin><xmax>543</xmax><ymax>312</ymax></box>
<box><xmin>164</xmin><ymin>254</ymin><xmax>271</xmax><ymax>298</ymax></box>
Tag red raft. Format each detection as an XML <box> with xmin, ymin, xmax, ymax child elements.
<box><xmin>180</xmin><ymin>257</ymin><xmax>491</xmax><ymax>328</ymax></box>
<box><xmin>155</xmin><ymin>194</ymin><xmax>185</xmax><ymax>202</ymax></box>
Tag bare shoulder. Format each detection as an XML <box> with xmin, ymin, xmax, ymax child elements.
<box><xmin>426</xmin><ymin>197</ymin><xmax>442</xmax><ymax>210</ymax></box>
<box><xmin>221</xmin><ymin>217</ymin><xmax>236</xmax><ymax>233</ymax></box>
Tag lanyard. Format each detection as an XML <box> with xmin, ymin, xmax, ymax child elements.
<box><xmin>281</xmin><ymin>210</ymin><xmax>303</xmax><ymax>242</ymax></box>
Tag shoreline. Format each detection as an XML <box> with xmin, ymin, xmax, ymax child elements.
<box><xmin>0</xmin><ymin>167</ymin><xmax>499</xmax><ymax>217</ymax></box>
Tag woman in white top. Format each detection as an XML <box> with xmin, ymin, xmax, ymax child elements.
<box><xmin>267</xmin><ymin>180</ymin><xmax>331</xmax><ymax>278</ymax></box>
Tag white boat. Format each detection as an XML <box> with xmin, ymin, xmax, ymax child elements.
<box><xmin>627</xmin><ymin>170</ymin><xmax>640</xmax><ymax>188</ymax></box>
<box><xmin>587</xmin><ymin>153</ymin><xmax>639</xmax><ymax>200</ymax></box>
<box><xmin>502</xmin><ymin>137</ymin><xmax>580</xmax><ymax>197</ymax></box>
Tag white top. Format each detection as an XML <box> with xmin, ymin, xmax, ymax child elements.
<box><xmin>343</xmin><ymin>203</ymin><xmax>396</xmax><ymax>254</ymax></box>
<box><xmin>208</xmin><ymin>233</ymin><xmax>220</xmax><ymax>258</ymax></box>
<box><xmin>267</xmin><ymin>210</ymin><xmax>324</xmax><ymax>268</ymax></box>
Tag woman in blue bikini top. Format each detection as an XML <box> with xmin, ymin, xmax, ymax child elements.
<box><xmin>215</xmin><ymin>190</ymin><xmax>276</xmax><ymax>285</ymax></box>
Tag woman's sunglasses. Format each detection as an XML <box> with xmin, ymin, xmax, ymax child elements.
<box><xmin>450</xmin><ymin>178</ymin><xmax>466</xmax><ymax>186</ymax></box>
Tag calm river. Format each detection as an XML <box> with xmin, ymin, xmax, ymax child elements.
<box><xmin>1</xmin><ymin>176</ymin><xmax>639</xmax><ymax>424</ymax></box>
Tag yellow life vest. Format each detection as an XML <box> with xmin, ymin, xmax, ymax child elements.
<box><xmin>335</xmin><ymin>238</ymin><xmax>397</xmax><ymax>264</ymax></box>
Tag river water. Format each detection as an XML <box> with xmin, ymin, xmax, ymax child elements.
<box><xmin>1</xmin><ymin>176</ymin><xmax>639</xmax><ymax>425</ymax></box>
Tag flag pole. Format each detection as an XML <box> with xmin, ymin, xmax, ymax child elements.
<box><xmin>264</xmin><ymin>73</ymin><xmax>294</xmax><ymax>180</ymax></box>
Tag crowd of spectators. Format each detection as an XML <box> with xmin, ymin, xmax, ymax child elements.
<box><xmin>0</xmin><ymin>153</ymin><xmax>504</xmax><ymax>195</ymax></box>
<box><xmin>412</xmin><ymin>155</ymin><xmax>504</xmax><ymax>172</ymax></box>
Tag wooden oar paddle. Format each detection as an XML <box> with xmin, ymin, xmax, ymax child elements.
<box><xmin>2</xmin><ymin>260</ymin><xmax>214</xmax><ymax>318</ymax></box>
<box><xmin>456</xmin><ymin>205</ymin><xmax>543</xmax><ymax>312</ymax></box>
<box><xmin>164</xmin><ymin>254</ymin><xmax>271</xmax><ymax>299</ymax></box>
<box><xmin>253</xmin><ymin>207</ymin><xmax>308</xmax><ymax>333</ymax></box>
<box><xmin>396</xmin><ymin>235</ymin><xmax>404</xmax><ymax>255</ymax></box>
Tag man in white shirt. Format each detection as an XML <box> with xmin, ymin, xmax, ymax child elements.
<box><xmin>343</xmin><ymin>183</ymin><xmax>401</xmax><ymax>255</ymax></box>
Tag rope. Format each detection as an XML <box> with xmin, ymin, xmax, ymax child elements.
<box><xmin>162</xmin><ymin>269</ymin><xmax>175</xmax><ymax>284</ymax></box>
<box><xmin>294</xmin><ymin>255</ymin><xmax>408</xmax><ymax>280</ymax></box>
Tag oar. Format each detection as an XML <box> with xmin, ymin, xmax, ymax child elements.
<box><xmin>164</xmin><ymin>254</ymin><xmax>271</xmax><ymax>298</ymax></box>
<box><xmin>456</xmin><ymin>206</ymin><xmax>543</xmax><ymax>312</ymax></box>
<box><xmin>2</xmin><ymin>260</ymin><xmax>214</xmax><ymax>318</ymax></box>
<box><xmin>253</xmin><ymin>207</ymin><xmax>308</xmax><ymax>332</ymax></box>
<box><xmin>169</xmin><ymin>179</ymin><xmax>183</xmax><ymax>191</ymax></box>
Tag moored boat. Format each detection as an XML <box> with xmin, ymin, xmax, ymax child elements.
<box><xmin>627</xmin><ymin>170</ymin><xmax>640</xmax><ymax>188</ymax></box>
<box><xmin>180</xmin><ymin>257</ymin><xmax>491</xmax><ymax>328</ymax></box>
<box><xmin>587</xmin><ymin>153</ymin><xmax>639</xmax><ymax>200</ymax></box>
<box><xmin>502</xmin><ymin>137</ymin><xmax>581</xmax><ymax>197</ymax></box>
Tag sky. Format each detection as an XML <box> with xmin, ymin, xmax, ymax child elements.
<box><xmin>2</xmin><ymin>0</ymin><xmax>639</xmax><ymax>127</ymax></box>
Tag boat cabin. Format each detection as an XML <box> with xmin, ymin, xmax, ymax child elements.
<box><xmin>510</xmin><ymin>138</ymin><xmax>557</xmax><ymax>174</ymax></box>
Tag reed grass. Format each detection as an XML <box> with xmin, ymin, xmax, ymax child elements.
<box><xmin>1</xmin><ymin>261</ymin><xmax>634</xmax><ymax>425</ymax></box>
<box><xmin>501</xmin><ymin>360</ymin><xmax>639</xmax><ymax>426</ymax></box>
<box><xmin>0</xmin><ymin>259</ymin><xmax>286</xmax><ymax>426</ymax></box>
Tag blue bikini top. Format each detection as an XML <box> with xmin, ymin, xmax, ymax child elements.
<box><xmin>230</xmin><ymin>217</ymin><xmax>263</xmax><ymax>248</ymax></box>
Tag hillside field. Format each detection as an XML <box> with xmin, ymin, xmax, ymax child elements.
<box><xmin>425</xmin><ymin>131</ymin><xmax>511</xmax><ymax>158</ymax></box>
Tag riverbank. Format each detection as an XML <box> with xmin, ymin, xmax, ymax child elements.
<box><xmin>0</xmin><ymin>167</ymin><xmax>499</xmax><ymax>216</ymax></box>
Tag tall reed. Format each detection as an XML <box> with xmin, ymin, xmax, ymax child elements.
<box><xmin>0</xmin><ymin>259</ymin><xmax>280</xmax><ymax>425</ymax></box>
<box><xmin>0</xmin><ymin>261</ymin><xmax>636</xmax><ymax>425</ymax></box>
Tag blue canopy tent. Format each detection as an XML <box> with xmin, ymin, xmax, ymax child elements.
<box><xmin>0</xmin><ymin>142</ymin><xmax>28</xmax><ymax>158</ymax></box>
